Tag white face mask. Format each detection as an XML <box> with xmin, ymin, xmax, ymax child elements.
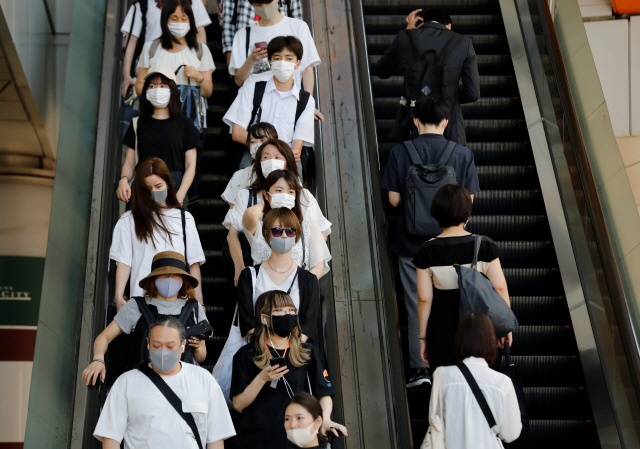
<box><xmin>167</xmin><ymin>22</ymin><xmax>191</xmax><ymax>38</ymax></box>
<box><xmin>250</xmin><ymin>142</ymin><xmax>262</xmax><ymax>158</ymax></box>
<box><xmin>286</xmin><ymin>422</ymin><xmax>318</xmax><ymax>447</ymax></box>
<box><xmin>270</xmin><ymin>60</ymin><xmax>297</xmax><ymax>83</ymax></box>
<box><xmin>261</xmin><ymin>159</ymin><xmax>285</xmax><ymax>178</ymax></box>
<box><xmin>268</xmin><ymin>192</ymin><xmax>295</xmax><ymax>209</ymax></box>
<box><xmin>146</xmin><ymin>87</ymin><xmax>171</xmax><ymax>108</ymax></box>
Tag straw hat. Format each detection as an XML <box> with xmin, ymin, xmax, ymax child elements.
<box><xmin>144</xmin><ymin>65</ymin><xmax>177</xmax><ymax>82</ymax></box>
<box><xmin>138</xmin><ymin>251</ymin><xmax>199</xmax><ymax>288</ymax></box>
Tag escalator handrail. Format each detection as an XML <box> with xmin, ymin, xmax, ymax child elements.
<box><xmin>535</xmin><ymin>0</ymin><xmax>640</xmax><ymax>402</ymax></box>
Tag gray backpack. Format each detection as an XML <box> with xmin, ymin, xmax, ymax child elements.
<box><xmin>455</xmin><ymin>235</ymin><xmax>519</xmax><ymax>338</ymax></box>
<box><xmin>403</xmin><ymin>140</ymin><xmax>457</xmax><ymax>237</ymax></box>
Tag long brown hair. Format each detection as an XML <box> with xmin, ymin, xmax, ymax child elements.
<box><xmin>262</xmin><ymin>170</ymin><xmax>304</xmax><ymax>223</ymax></box>
<box><xmin>139</xmin><ymin>274</ymin><xmax>196</xmax><ymax>301</ymax></box>
<box><xmin>284</xmin><ymin>392</ymin><xmax>327</xmax><ymax>446</ymax></box>
<box><xmin>251</xmin><ymin>291</ymin><xmax>310</xmax><ymax>369</ymax></box>
<box><xmin>249</xmin><ymin>139</ymin><xmax>300</xmax><ymax>193</ymax></box>
<box><xmin>130</xmin><ymin>158</ymin><xmax>182</xmax><ymax>246</ymax></box>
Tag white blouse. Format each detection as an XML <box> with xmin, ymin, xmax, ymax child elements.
<box><xmin>436</xmin><ymin>357</ymin><xmax>522</xmax><ymax>449</ymax></box>
<box><xmin>138</xmin><ymin>42</ymin><xmax>216</xmax><ymax>86</ymax></box>
<box><xmin>221</xmin><ymin>167</ymin><xmax>253</xmax><ymax>205</ymax></box>
<box><xmin>222</xmin><ymin>189</ymin><xmax>332</xmax><ymax>236</ymax></box>
<box><xmin>254</xmin><ymin>268</ymin><xmax>300</xmax><ymax>310</ymax></box>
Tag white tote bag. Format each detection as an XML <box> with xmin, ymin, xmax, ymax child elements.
<box><xmin>212</xmin><ymin>268</ymin><xmax>257</xmax><ymax>406</ymax></box>
<box><xmin>421</xmin><ymin>367</ymin><xmax>446</xmax><ymax>449</ymax></box>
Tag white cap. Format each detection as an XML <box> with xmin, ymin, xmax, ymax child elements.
<box><xmin>144</xmin><ymin>65</ymin><xmax>177</xmax><ymax>82</ymax></box>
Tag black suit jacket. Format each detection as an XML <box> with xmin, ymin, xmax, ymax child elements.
<box><xmin>376</xmin><ymin>22</ymin><xmax>480</xmax><ymax>144</ymax></box>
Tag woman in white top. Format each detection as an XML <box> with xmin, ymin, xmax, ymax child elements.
<box><xmin>136</xmin><ymin>0</ymin><xmax>215</xmax><ymax>132</ymax></box>
<box><xmin>243</xmin><ymin>169</ymin><xmax>330</xmax><ymax>279</ymax></box>
<box><xmin>223</xmin><ymin>139</ymin><xmax>331</xmax><ymax>284</ymax></box>
<box><xmin>432</xmin><ymin>312</ymin><xmax>522</xmax><ymax>449</ymax></box>
<box><xmin>110</xmin><ymin>158</ymin><xmax>206</xmax><ymax>310</ymax></box>
<box><xmin>221</xmin><ymin>122</ymin><xmax>279</xmax><ymax>206</ymax></box>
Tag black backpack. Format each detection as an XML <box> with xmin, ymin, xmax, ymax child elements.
<box><xmin>404</xmin><ymin>29</ymin><xmax>464</xmax><ymax>102</ymax></box>
<box><xmin>403</xmin><ymin>139</ymin><xmax>457</xmax><ymax>237</ymax></box>
<box><xmin>248</xmin><ymin>81</ymin><xmax>311</xmax><ymax>130</ymax></box>
<box><xmin>124</xmin><ymin>0</ymin><xmax>194</xmax><ymax>78</ymax></box>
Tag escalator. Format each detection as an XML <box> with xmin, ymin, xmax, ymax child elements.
<box><xmin>362</xmin><ymin>0</ymin><xmax>600</xmax><ymax>447</ymax></box>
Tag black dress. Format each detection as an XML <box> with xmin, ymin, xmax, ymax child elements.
<box><xmin>230</xmin><ymin>343</ymin><xmax>334</xmax><ymax>449</ymax></box>
<box><xmin>412</xmin><ymin>234</ymin><xmax>500</xmax><ymax>371</ymax></box>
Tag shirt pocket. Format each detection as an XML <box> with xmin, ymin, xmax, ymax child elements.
<box><xmin>182</xmin><ymin>401</ymin><xmax>208</xmax><ymax>439</ymax></box>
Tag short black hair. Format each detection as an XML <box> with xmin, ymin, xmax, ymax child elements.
<box><xmin>418</xmin><ymin>8</ymin><xmax>452</xmax><ymax>26</ymax></box>
<box><xmin>430</xmin><ymin>184</ymin><xmax>472</xmax><ymax>228</ymax></box>
<box><xmin>415</xmin><ymin>96</ymin><xmax>450</xmax><ymax>126</ymax></box>
<box><xmin>139</xmin><ymin>73</ymin><xmax>182</xmax><ymax>118</ymax></box>
<box><xmin>455</xmin><ymin>312</ymin><xmax>498</xmax><ymax>365</ymax></box>
<box><xmin>246</xmin><ymin>122</ymin><xmax>279</xmax><ymax>149</ymax></box>
<box><xmin>268</xmin><ymin>36</ymin><xmax>304</xmax><ymax>61</ymax></box>
<box><xmin>149</xmin><ymin>315</ymin><xmax>187</xmax><ymax>343</ymax></box>
<box><xmin>248</xmin><ymin>0</ymin><xmax>275</xmax><ymax>5</ymax></box>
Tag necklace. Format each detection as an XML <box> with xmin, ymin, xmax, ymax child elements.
<box><xmin>268</xmin><ymin>259</ymin><xmax>294</xmax><ymax>274</ymax></box>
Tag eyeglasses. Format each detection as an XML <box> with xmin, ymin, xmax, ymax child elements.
<box><xmin>271</xmin><ymin>227</ymin><xmax>297</xmax><ymax>238</ymax></box>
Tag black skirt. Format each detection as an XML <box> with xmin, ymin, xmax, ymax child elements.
<box><xmin>426</xmin><ymin>287</ymin><xmax>460</xmax><ymax>372</ymax></box>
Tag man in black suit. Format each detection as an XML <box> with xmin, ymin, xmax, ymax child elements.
<box><xmin>376</xmin><ymin>8</ymin><xmax>480</xmax><ymax>145</ymax></box>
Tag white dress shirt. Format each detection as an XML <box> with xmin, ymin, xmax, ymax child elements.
<box><xmin>223</xmin><ymin>78</ymin><xmax>315</xmax><ymax>147</ymax></box>
<box><xmin>437</xmin><ymin>357</ymin><xmax>522</xmax><ymax>449</ymax></box>
<box><xmin>121</xmin><ymin>0</ymin><xmax>212</xmax><ymax>41</ymax></box>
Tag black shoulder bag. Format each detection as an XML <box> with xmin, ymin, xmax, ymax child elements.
<box><xmin>138</xmin><ymin>364</ymin><xmax>204</xmax><ymax>449</ymax></box>
<box><xmin>221</xmin><ymin>190</ymin><xmax>258</xmax><ymax>268</ymax></box>
<box><xmin>180</xmin><ymin>209</ymin><xmax>191</xmax><ymax>274</ymax></box>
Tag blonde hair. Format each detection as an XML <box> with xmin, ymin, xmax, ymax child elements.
<box><xmin>251</xmin><ymin>290</ymin><xmax>310</xmax><ymax>369</ymax></box>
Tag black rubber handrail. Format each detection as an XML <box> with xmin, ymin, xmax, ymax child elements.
<box><xmin>535</xmin><ymin>0</ymin><xmax>640</xmax><ymax>404</ymax></box>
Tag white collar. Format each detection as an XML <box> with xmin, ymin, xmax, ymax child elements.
<box><xmin>462</xmin><ymin>356</ymin><xmax>489</xmax><ymax>367</ymax></box>
<box><xmin>265</xmin><ymin>77</ymin><xmax>300</xmax><ymax>100</ymax></box>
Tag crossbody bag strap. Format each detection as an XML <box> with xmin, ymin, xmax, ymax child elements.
<box><xmin>402</xmin><ymin>140</ymin><xmax>423</xmax><ymax>165</ymax></box>
<box><xmin>249</xmin><ymin>81</ymin><xmax>267</xmax><ymax>129</ymax></box>
<box><xmin>287</xmin><ymin>269</ymin><xmax>300</xmax><ymax>295</ymax></box>
<box><xmin>124</xmin><ymin>3</ymin><xmax>137</xmax><ymax>54</ymax></box>
<box><xmin>245</xmin><ymin>26</ymin><xmax>251</xmax><ymax>57</ymax></box>
<box><xmin>149</xmin><ymin>38</ymin><xmax>162</xmax><ymax>60</ymax></box>
<box><xmin>181</xmin><ymin>209</ymin><xmax>190</xmax><ymax>273</ymax></box>
<box><xmin>457</xmin><ymin>363</ymin><xmax>497</xmax><ymax>428</ymax></box>
<box><xmin>139</xmin><ymin>365</ymin><xmax>204</xmax><ymax>449</ymax></box>
<box><xmin>437</xmin><ymin>140</ymin><xmax>457</xmax><ymax>165</ymax></box>
<box><xmin>178</xmin><ymin>300</ymin><xmax>197</xmax><ymax>324</ymax></box>
<box><xmin>294</xmin><ymin>90</ymin><xmax>312</xmax><ymax>132</ymax></box>
<box><xmin>301</xmin><ymin>222</ymin><xmax>306</xmax><ymax>269</ymax></box>
<box><xmin>132</xmin><ymin>117</ymin><xmax>139</xmax><ymax>154</ymax></box>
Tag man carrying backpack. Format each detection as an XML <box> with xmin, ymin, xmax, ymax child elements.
<box><xmin>381</xmin><ymin>96</ymin><xmax>480</xmax><ymax>388</ymax></box>
<box><xmin>376</xmin><ymin>8</ymin><xmax>480</xmax><ymax>145</ymax></box>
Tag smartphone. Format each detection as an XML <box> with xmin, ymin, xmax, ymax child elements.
<box><xmin>270</xmin><ymin>356</ymin><xmax>285</xmax><ymax>367</ymax></box>
<box><xmin>329</xmin><ymin>428</ymin><xmax>346</xmax><ymax>439</ymax></box>
<box><xmin>186</xmin><ymin>320</ymin><xmax>214</xmax><ymax>340</ymax></box>
<box><xmin>255</xmin><ymin>41</ymin><xmax>268</xmax><ymax>50</ymax></box>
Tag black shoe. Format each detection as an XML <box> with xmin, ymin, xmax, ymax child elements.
<box><xmin>406</xmin><ymin>371</ymin><xmax>432</xmax><ymax>388</ymax></box>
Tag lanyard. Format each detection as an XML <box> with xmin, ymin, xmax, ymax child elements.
<box><xmin>267</xmin><ymin>338</ymin><xmax>290</xmax><ymax>358</ymax></box>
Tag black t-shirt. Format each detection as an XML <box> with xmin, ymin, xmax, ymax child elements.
<box><xmin>123</xmin><ymin>115</ymin><xmax>201</xmax><ymax>173</ymax></box>
<box><xmin>230</xmin><ymin>343</ymin><xmax>334</xmax><ymax>449</ymax></box>
<box><xmin>380</xmin><ymin>133</ymin><xmax>480</xmax><ymax>257</ymax></box>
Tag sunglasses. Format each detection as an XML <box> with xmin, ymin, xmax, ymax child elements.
<box><xmin>271</xmin><ymin>227</ymin><xmax>297</xmax><ymax>238</ymax></box>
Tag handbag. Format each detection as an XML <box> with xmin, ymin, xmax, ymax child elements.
<box><xmin>420</xmin><ymin>367</ymin><xmax>446</xmax><ymax>449</ymax></box>
<box><xmin>138</xmin><ymin>364</ymin><xmax>204</xmax><ymax>449</ymax></box>
<box><xmin>500</xmin><ymin>342</ymin><xmax>528</xmax><ymax>443</ymax></box>
<box><xmin>455</xmin><ymin>235</ymin><xmax>518</xmax><ymax>338</ymax></box>
<box><xmin>221</xmin><ymin>190</ymin><xmax>257</xmax><ymax>268</ymax></box>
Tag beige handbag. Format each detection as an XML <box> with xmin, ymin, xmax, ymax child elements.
<box><xmin>421</xmin><ymin>367</ymin><xmax>446</xmax><ymax>449</ymax></box>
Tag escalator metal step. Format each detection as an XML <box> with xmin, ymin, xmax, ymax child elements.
<box><xmin>364</xmin><ymin>14</ymin><xmax>506</xmax><ymax>35</ymax></box>
<box><xmin>375</xmin><ymin>119</ymin><xmax>528</xmax><ymax>142</ymax></box>
<box><xmin>371</xmin><ymin>75</ymin><xmax>519</xmax><ymax>99</ymax></box>
<box><xmin>373</xmin><ymin>97</ymin><xmax>523</xmax><ymax>120</ymax></box>
<box><xmin>366</xmin><ymin>33</ymin><xmax>510</xmax><ymax>55</ymax></box>
<box><xmin>503</xmin><ymin>268</ymin><xmax>563</xmax><ymax>296</ymax></box>
<box><xmin>473</xmin><ymin>191</ymin><xmax>545</xmax><ymax>215</ymax></box>
<box><xmin>511</xmin><ymin>325</ymin><xmax>577</xmax><ymax>355</ymax></box>
<box><xmin>369</xmin><ymin>54</ymin><xmax>514</xmax><ymax>76</ymax></box>
<box><xmin>363</xmin><ymin>0</ymin><xmax>500</xmax><ymax>15</ymax></box>
<box><xmin>510</xmin><ymin>296</ymin><xmax>571</xmax><ymax>325</ymax></box>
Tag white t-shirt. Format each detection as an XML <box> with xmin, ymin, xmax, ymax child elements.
<box><xmin>109</xmin><ymin>209</ymin><xmax>206</xmax><ymax>298</ymax></box>
<box><xmin>222</xmin><ymin>189</ymin><xmax>332</xmax><ymax>236</ymax></box>
<box><xmin>138</xmin><ymin>42</ymin><xmax>216</xmax><ymax>85</ymax></box>
<box><xmin>223</xmin><ymin>78</ymin><xmax>315</xmax><ymax>147</ymax></box>
<box><xmin>228</xmin><ymin>17</ymin><xmax>320</xmax><ymax>85</ymax></box>
<box><xmin>255</xmin><ymin>267</ymin><xmax>300</xmax><ymax>309</ymax></box>
<box><xmin>438</xmin><ymin>357</ymin><xmax>522</xmax><ymax>449</ymax></box>
<box><xmin>121</xmin><ymin>0</ymin><xmax>212</xmax><ymax>41</ymax></box>
<box><xmin>94</xmin><ymin>363</ymin><xmax>235</xmax><ymax>448</ymax></box>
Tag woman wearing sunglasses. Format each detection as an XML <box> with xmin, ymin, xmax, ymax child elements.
<box><xmin>237</xmin><ymin>207</ymin><xmax>321</xmax><ymax>344</ymax></box>
<box><xmin>223</xmin><ymin>139</ymin><xmax>331</xmax><ymax>286</ymax></box>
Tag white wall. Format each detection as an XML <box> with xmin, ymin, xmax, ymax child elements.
<box><xmin>0</xmin><ymin>0</ymin><xmax>72</xmax><ymax>157</ymax></box>
<box><xmin>577</xmin><ymin>0</ymin><xmax>612</xmax><ymax>17</ymax></box>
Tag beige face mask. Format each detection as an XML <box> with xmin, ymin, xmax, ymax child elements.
<box><xmin>255</xmin><ymin>2</ymin><xmax>279</xmax><ymax>19</ymax></box>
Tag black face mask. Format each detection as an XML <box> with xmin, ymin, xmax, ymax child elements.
<box><xmin>271</xmin><ymin>314</ymin><xmax>298</xmax><ymax>338</ymax></box>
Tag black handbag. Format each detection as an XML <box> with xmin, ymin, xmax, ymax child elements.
<box><xmin>221</xmin><ymin>190</ymin><xmax>257</xmax><ymax>268</ymax></box>
<box><xmin>455</xmin><ymin>235</ymin><xmax>519</xmax><ymax>338</ymax></box>
<box><xmin>500</xmin><ymin>342</ymin><xmax>529</xmax><ymax>443</ymax></box>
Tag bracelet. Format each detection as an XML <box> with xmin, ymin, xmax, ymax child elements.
<box><xmin>197</xmin><ymin>76</ymin><xmax>204</xmax><ymax>84</ymax></box>
<box><xmin>417</xmin><ymin>336</ymin><xmax>427</xmax><ymax>341</ymax></box>
<box><xmin>120</xmin><ymin>175</ymin><xmax>129</xmax><ymax>182</ymax></box>
<box><xmin>93</xmin><ymin>359</ymin><xmax>105</xmax><ymax>365</ymax></box>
